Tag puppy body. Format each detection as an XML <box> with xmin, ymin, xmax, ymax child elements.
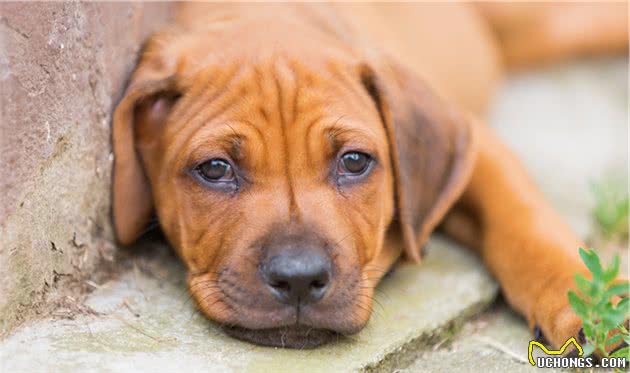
<box><xmin>175</xmin><ymin>2</ymin><xmax>503</xmax><ymax>115</ymax></box>
<box><xmin>112</xmin><ymin>3</ymin><xmax>627</xmax><ymax>348</ymax></box>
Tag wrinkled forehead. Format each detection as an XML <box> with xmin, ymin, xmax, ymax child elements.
<box><xmin>164</xmin><ymin>58</ymin><xmax>389</xmax><ymax>170</ymax></box>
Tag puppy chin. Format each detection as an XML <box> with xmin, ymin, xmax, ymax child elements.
<box><xmin>218</xmin><ymin>308</ymin><xmax>370</xmax><ymax>348</ymax></box>
<box><xmin>222</xmin><ymin>325</ymin><xmax>341</xmax><ymax>349</ymax></box>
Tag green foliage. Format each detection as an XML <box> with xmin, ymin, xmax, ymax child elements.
<box><xmin>591</xmin><ymin>179</ymin><xmax>629</xmax><ymax>242</ymax></box>
<box><xmin>568</xmin><ymin>248</ymin><xmax>629</xmax><ymax>362</ymax></box>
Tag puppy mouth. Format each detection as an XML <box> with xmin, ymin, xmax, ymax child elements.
<box><xmin>222</xmin><ymin>324</ymin><xmax>342</xmax><ymax>348</ymax></box>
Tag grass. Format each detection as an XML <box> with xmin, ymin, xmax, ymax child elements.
<box><xmin>568</xmin><ymin>248</ymin><xmax>629</xmax><ymax>364</ymax></box>
<box><xmin>591</xmin><ymin>178</ymin><xmax>628</xmax><ymax>244</ymax></box>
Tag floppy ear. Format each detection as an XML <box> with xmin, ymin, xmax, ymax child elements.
<box><xmin>360</xmin><ymin>61</ymin><xmax>477</xmax><ymax>262</ymax></box>
<box><xmin>112</xmin><ymin>69</ymin><xmax>180</xmax><ymax>245</ymax></box>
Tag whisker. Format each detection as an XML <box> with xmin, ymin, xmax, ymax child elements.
<box><xmin>353</xmin><ymin>293</ymin><xmax>386</xmax><ymax>312</ymax></box>
<box><xmin>179</xmin><ymin>282</ymin><xmax>223</xmax><ymax>305</ymax></box>
<box><xmin>357</xmin><ymin>286</ymin><xmax>391</xmax><ymax>302</ymax></box>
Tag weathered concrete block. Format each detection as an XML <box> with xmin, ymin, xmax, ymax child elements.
<box><xmin>0</xmin><ymin>236</ymin><xmax>499</xmax><ymax>372</ymax></box>
<box><xmin>0</xmin><ymin>2</ymin><xmax>174</xmax><ymax>337</ymax></box>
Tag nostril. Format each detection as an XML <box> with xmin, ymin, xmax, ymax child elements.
<box><xmin>307</xmin><ymin>276</ymin><xmax>330</xmax><ymax>303</ymax></box>
<box><xmin>270</xmin><ymin>280</ymin><xmax>291</xmax><ymax>292</ymax></box>
<box><xmin>310</xmin><ymin>280</ymin><xmax>327</xmax><ymax>290</ymax></box>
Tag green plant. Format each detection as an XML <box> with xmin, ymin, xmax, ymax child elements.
<box><xmin>568</xmin><ymin>248</ymin><xmax>629</xmax><ymax>360</ymax></box>
<box><xmin>591</xmin><ymin>179</ymin><xmax>629</xmax><ymax>242</ymax></box>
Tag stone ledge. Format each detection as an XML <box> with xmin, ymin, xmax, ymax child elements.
<box><xmin>402</xmin><ymin>304</ymin><xmax>564</xmax><ymax>373</ymax></box>
<box><xmin>0</xmin><ymin>235</ymin><xmax>498</xmax><ymax>372</ymax></box>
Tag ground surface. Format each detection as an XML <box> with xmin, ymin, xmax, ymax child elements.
<box><xmin>1</xmin><ymin>57</ymin><xmax>627</xmax><ymax>372</ymax></box>
<box><xmin>0</xmin><ymin>236</ymin><xmax>498</xmax><ymax>372</ymax></box>
<box><xmin>402</xmin><ymin>303</ymin><xmax>561</xmax><ymax>373</ymax></box>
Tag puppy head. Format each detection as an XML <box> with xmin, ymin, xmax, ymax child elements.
<box><xmin>112</xmin><ymin>26</ymin><xmax>474</xmax><ymax>348</ymax></box>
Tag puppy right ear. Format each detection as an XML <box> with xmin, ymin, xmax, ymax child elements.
<box><xmin>358</xmin><ymin>61</ymin><xmax>476</xmax><ymax>263</ymax></box>
<box><xmin>112</xmin><ymin>65</ymin><xmax>180</xmax><ymax>245</ymax></box>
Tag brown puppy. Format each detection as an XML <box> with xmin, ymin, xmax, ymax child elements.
<box><xmin>112</xmin><ymin>3</ymin><xmax>627</xmax><ymax>348</ymax></box>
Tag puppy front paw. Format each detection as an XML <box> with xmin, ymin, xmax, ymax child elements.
<box><xmin>532</xmin><ymin>303</ymin><xmax>583</xmax><ymax>351</ymax></box>
<box><xmin>532</xmin><ymin>298</ymin><xmax>629</xmax><ymax>358</ymax></box>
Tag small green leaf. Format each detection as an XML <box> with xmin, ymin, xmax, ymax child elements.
<box><xmin>582</xmin><ymin>343</ymin><xmax>596</xmax><ymax>357</ymax></box>
<box><xmin>610</xmin><ymin>346</ymin><xmax>629</xmax><ymax>360</ymax></box>
<box><xmin>568</xmin><ymin>290</ymin><xmax>588</xmax><ymax>318</ymax></box>
<box><xmin>616</xmin><ymin>297</ymin><xmax>629</xmax><ymax>311</ymax></box>
<box><xmin>583</xmin><ymin>322</ymin><xmax>595</xmax><ymax>339</ymax></box>
<box><xmin>606</xmin><ymin>333</ymin><xmax>623</xmax><ymax>346</ymax></box>
<box><xmin>579</xmin><ymin>248</ymin><xmax>604</xmax><ymax>280</ymax></box>
<box><xmin>602</xmin><ymin>313</ymin><xmax>624</xmax><ymax>330</ymax></box>
<box><xmin>590</xmin><ymin>280</ymin><xmax>604</xmax><ymax>299</ymax></box>
<box><xmin>605</xmin><ymin>282</ymin><xmax>630</xmax><ymax>298</ymax></box>
<box><xmin>603</xmin><ymin>256</ymin><xmax>620</xmax><ymax>283</ymax></box>
<box><xmin>574</xmin><ymin>274</ymin><xmax>592</xmax><ymax>294</ymax></box>
<box><xmin>599</xmin><ymin>302</ymin><xmax>625</xmax><ymax>322</ymax></box>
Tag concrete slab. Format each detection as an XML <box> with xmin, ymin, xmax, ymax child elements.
<box><xmin>0</xmin><ymin>236</ymin><xmax>498</xmax><ymax>373</ymax></box>
<box><xmin>402</xmin><ymin>304</ymin><xmax>562</xmax><ymax>373</ymax></box>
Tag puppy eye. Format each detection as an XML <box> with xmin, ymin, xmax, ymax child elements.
<box><xmin>196</xmin><ymin>159</ymin><xmax>235</xmax><ymax>182</ymax></box>
<box><xmin>338</xmin><ymin>151</ymin><xmax>371</xmax><ymax>175</ymax></box>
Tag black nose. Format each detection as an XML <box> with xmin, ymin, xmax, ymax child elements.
<box><xmin>261</xmin><ymin>249</ymin><xmax>331</xmax><ymax>305</ymax></box>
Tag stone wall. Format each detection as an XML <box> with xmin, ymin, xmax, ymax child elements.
<box><xmin>0</xmin><ymin>2</ymin><xmax>174</xmax><ymax>337</ymax></box>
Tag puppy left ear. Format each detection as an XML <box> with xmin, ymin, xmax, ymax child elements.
<box><xmin>360</xmin><ymin>61</ymin><xmax>477</xmax><ymax>262</ymax></box>
<box><xmin>112</xmin><ymin>75</ymin><xmax>179</xmax><ymax>246</ymax></box>
<box><xmin>112</xmin><ymin>28</ymin><xmax>192</xmax><ymax>245</ymax></box>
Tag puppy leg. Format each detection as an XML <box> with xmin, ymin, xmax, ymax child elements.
<box><xmin>448</xmin><ymin>121</ymin><xmax>590</xmax><ymax>348</ymax></box>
